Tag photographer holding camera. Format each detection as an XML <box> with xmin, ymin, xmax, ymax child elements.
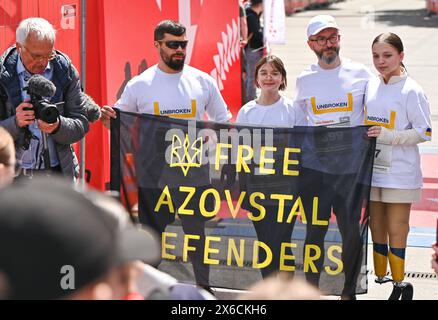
<box><xmin>0</xmin><ymin>17</ymin><xmax>89</xmax><ymax>179</ymax></box>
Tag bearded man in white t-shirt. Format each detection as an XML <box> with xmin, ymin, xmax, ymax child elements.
<box><xmin>293</xmin><ymin>15</ymin><xmax>373</xmax><ymax>300</ymax></box>
<box><xmin>101</xmin><ymin>20</ymin><xmax>231</xmax><ymax>294</ymax></box>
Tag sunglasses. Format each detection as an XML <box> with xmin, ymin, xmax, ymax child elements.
<box><xmin>158</xmin><ymin>40</ymin><xmax>188</xmax><ymax>50</ymax></box>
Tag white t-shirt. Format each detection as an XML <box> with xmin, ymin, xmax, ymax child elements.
<box><xmin>365</xmin><ymin>74</ymin><xmax>432</xmax><ymax>189</ymax></box>
<box><xmin>236</xmin><ymin>96</ymin><xmax>301</xmax><ymax>126</ymax></box>
<box><xmin>293</xmin><ymin>58</ymin><xmax>373</xmax><ymax>127</ymax></box>
<box><xmin>236</xmin><ymin>97</ymin><xmax>302</xmax><ymax>197</ymax></box>
<box><xmin>114</xmin><ymin>64</ymin><xmax>232</xmax><ymax>122</ymax></box>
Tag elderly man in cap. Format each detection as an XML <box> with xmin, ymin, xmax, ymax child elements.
<box><xmin>0</xmin><ymin>176</ymin><xmax>160</xmax><ymax>300</ymax></box>
<box><xmin>292</xmin><ymin>15</ymin><xmax>373</xmax><ymax>300</ymax></box>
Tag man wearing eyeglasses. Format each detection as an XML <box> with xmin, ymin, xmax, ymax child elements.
<box><xmin>0</xmin><ymin>17</ymin><xmax>89</xmax><ymax>179</ymax></box>
<box><xmin>292</xmin><ymin>15</ymin><xmax>373</xmax><ymax>300</ymax></box>
<box><xmin>101</xmin><ymin>20</ymin><xmax>231</xmax><ymax>294</ymax></box>
<box><xmin>294</xmin><ymin>15</ymin><xmax>373</xmax><ymax>127</ymax></box>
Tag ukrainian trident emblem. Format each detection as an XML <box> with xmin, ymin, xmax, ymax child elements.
<box><xmin>170</xmin><ymin>133</ymin><xmax>203</xmax><ymax>176</ymax></box>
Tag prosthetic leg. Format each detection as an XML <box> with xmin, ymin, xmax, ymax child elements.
<box><xmin>373</xmin><ymin>244</ymin><xmax>413</xmax><ymax>300</ymax></box>
<box><xmin>387</xmin><ymin>248</ymin><xmax>413</xmax><ymax>300</ymax></box>
<box><xmin>373</xmin><ymin>243</ymin><xmax>391</xmax><ymax>282</ymax></box>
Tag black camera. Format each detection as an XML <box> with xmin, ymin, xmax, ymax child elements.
<box><xmin>24</xmin><ymin>75</ymin><xmax>59</xmax><ymax>124</ymax></box>
<box><xmin>25</xmin><ymin>95</ymin><xmax>59</xmax><ymax>124</ymax></box>
<box><xmin>19</xmin><ymin>95</ymin><xmax>59</xmax><ymax>151</ymax></box>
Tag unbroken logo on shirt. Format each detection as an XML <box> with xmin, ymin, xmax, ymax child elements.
<box><xmin>310</xmin><ymin>93</ymin><xmax>353</xmax><ymax>114</ymax></box>
<box><xmin>154</xmin><ymin>100</ymin><xmax>197</xmax><ymax>118</ymax></box>
<box><xmin>364</xmin><ymin>107</ymin><xmax>396</xmax><ymax>129</ymax></box>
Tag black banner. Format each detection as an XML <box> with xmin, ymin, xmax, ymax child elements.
<box><xmin>111</xmin><ymin>110</ymin><xmax>375</xmax><ymax>295</ymax></box>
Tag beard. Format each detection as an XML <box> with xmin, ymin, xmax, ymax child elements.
<box><xmin>315</xmin><ymin>46</ymin><xmax>340</xmax><ymax>65</ymax></box>
<box><xmin>160</xmin><ymin>49</ymin><xmax>186</xmax><ymax>71</ymax></box>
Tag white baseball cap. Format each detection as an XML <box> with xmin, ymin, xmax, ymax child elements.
<box><xmin>307</xmin><ymin>15</ymin><xmax>339</xmax><ymax>38</ymax></box>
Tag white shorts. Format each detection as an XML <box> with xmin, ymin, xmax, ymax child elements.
<box><xmin>370</xmin><ymin>187</ymin><xmax>422</xmax><ymax>203</ymax></box>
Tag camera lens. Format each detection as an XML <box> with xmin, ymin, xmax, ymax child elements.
<box><xmin>39</xmin><ymin>102</ymin><xmax>59</xmax><ymax>124</ymax></box>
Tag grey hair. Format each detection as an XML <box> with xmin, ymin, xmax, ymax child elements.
<box><xmin>16</xmin><ymin>17</ymin><xmax>56</xmax><ymax>45</ymax></box>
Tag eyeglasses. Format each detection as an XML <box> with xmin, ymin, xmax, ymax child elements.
<box><xmin>310</xmin><ymin>35</ymin><xmax>340</xmax><ymax>46</ymax></box>
<box><xmin>158</xmin><ymin>40</ymin><xmax>188</xmax><ymax>50</ymax></box>
<box><xmin>21</xmin><ymin>44</ymin><xmax>57</xmax><ymax>62</ymax></box>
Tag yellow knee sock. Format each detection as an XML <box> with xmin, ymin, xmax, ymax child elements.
<box><xmin>373</xmin><ymin>243</ymin><xmax>388</xmax><ymax>278</ymax></box>
<box><xmin>388</xmin><ymin>247</ymin><xmax>405</xmax><ymax>282</ymax></box>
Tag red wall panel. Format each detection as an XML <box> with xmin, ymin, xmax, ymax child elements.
<box><xmin>0</xmin><ymin>0</ymin><xmax>81</xmax><ymax>67</ymax></box>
